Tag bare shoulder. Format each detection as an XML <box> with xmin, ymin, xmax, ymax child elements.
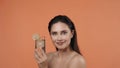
<box><xmin>69</xmin><ymin>52</ymin><xmax>86</xmax><ymax>68</ymax></box>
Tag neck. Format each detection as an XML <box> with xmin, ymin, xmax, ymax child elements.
<box><xmin>57</xmin><ymin>46</ymin><xmax>73</xmax><ymax>57</ymax></box>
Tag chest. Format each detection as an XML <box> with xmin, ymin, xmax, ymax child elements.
<box><xmin>48</xmin><ymin>57</ymin><xmax>71</xmax><ymax>68</ymax></box>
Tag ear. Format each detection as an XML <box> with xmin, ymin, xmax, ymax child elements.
<box><xmin>71</xmin><ymin>30</ymin><xmax>74</xmax><ymax>38</ymax></box>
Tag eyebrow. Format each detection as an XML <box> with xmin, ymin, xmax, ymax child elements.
<box><xmin>51</xmin><ymin>30</ymin><xmax>68</xmax><ymax>33</ymax></box>
<box><xmin>51</xmin><ymin>31</ymin><xmax>57</xmax><ymax>33</ymax></box>
<box><xmin>61</xmin><ymin>30</ymin><xmax>68</xmax><ymax>32</ymax></box>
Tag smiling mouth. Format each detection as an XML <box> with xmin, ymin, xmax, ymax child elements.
<box><xmin>56</xmin><ymin>42</ymin><xmax>65</xmax><ymax>45</ymax></box>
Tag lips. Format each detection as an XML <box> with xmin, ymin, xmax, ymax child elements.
<box><xmin>56</xmin><ymin>42</ymin><xmax>64</xmax><ymax>45</ymax></box>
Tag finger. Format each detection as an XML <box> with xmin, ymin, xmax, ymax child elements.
<box><xmin>35</xmin><ymin>49</ymin><xmax>43</xmax><ymax>59</ymax></box>
<box><xmin>38</xmin><ymin>46</ymin><xmax>45</xmax><ymax>56</ymax></box>
<box><xmin>35</xmin><ymin>47</ymin><xmax>47</xmax><ymax>60</ymax></box>
<box><xmin>34</xmin><ymin>53</ymin><xmax>40</xmax><ymax>61</ymax></box>
<box><xmin>40</xmin><ymin>47</ymin><xmax>46</xmax><ymax>56</ymax></box>
<box><xmin>34</xmin><ymin>52</ymin><xmax>44</xmax><ymax>63</ymax></box>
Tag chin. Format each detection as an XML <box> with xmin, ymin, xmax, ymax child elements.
<box><xmin>56</xmin><ymin>46</ymin><xmax>67</xmax><ymax>50</ymax></box>
<box><xmin>57</xmin><ymin>48</ymin><xmax>65</xmax><ymax>50</ymax></box>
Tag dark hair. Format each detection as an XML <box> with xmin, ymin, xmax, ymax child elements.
<box><xmin>48</xmin><ymin>15</ymin><xmax>82</xmax><ymax>55</ymax></box>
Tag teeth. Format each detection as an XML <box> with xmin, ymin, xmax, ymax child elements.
<box><xmin>57</xmin><ymin>42</ymin><xmax>64</xmax><ymax>45</ymax></box>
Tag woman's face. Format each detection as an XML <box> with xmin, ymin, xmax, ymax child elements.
<box><xmin>50</xmin><ymin>22</ymin><xmax>74</xmax><ymax>50</ymax></box>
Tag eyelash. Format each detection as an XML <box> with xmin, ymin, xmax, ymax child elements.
<box><xmin>52</xmin><ymin>33</ymin><xmax>57</xmax><ymax>35</ymax></box>
<box><xmin>62</xmin><ymin>31</ymin><xmax>67</xmax><ymax>35</ymax></box>
<box><xmin>51</xmin><ymin>31</ymin><xmax>67</xmax><ymax>35</ymax></box>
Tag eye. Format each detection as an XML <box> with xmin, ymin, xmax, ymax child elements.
<box><xmin>61</xmin><ymin>31</ymin><xmax>67</xmax><ymax>35</ymax></box>
<box><xmin>51</xmin><ymin>32</ymin><xmax>57</xmax><ymax>36</ymax></box>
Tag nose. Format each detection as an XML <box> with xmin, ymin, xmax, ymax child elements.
<box><xmin>57</xmin><ymin>35</ymin><xmax>62</xmax><ymax>41</ymax></box>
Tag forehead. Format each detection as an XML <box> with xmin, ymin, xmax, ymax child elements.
<box><xmin>51</xmin><ymin>22</ymin><xmax>70</xmax><ymax>32</ymax></box>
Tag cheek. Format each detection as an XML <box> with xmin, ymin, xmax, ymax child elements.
<box><xmin>51</xmin><ymin>35</ymin><xmax>56</xmax><ymax>42</ymax></box>
<box><xmin>66</xmin><ymin>37</ymin><xmax>71</xmax><ymax>43</ymax></box>
<box><xmin>66</xmin><ymin>34</ymin><xmax>73</xmax><ymax>44</ymax></box>
<box><xmin>65</xmin><ymin>33</ymin><xmax>73</xmax><ymax>40</ymax></box>
<box><xmin>64</xmin><ymin>35</ymin><xmax>72</xmax><ymax>43</ymax></box>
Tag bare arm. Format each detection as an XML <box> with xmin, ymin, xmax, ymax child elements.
<box><xmin>69</xmin><ymin>55</ymin><xmax>86</xmax><ymax>68</ymax></box>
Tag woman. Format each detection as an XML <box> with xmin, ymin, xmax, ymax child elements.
<box><xmin>35</xmin><ymin>15</ymin><xmax>86</xmax><ymax>68</ymax></box>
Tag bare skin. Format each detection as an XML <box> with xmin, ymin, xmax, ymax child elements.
<box><xmin>35</xmin><ymin>47</ymin><xmax>86</xmax><ymax>68</ymax></box>
<box><xmin>34</xmin><ymin>22</ymin><xmax>86</xmax><ymax>68</ymax></box>
<box><xmin>47</xmin><ymin>49</ymin><xmax>86</xmax><ymax>68</ymax></box>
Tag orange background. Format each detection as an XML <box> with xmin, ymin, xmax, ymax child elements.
<box><xmin>0</xmin><ymin>0</ymin><xmax>120</xmax><ymax>68</ymax></box>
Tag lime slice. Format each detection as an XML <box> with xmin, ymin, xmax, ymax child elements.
<box><xmin>32</xmin><ymin>33</ymin><xmax>40</xmax><ymax>40</ymax></box>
